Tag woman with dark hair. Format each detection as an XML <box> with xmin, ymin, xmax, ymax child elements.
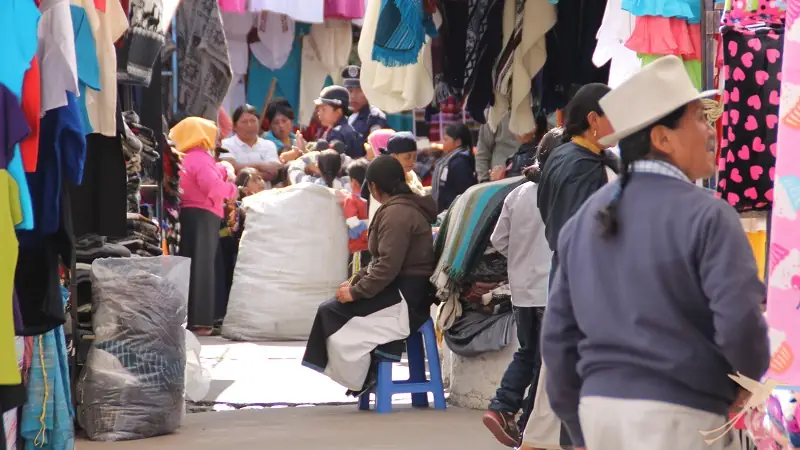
<box><xmin>220</xmin><ymin>104</ymin><xmax>281</xmax><ymax>180</ymax></box>
<box><xmin>262</xmin><ymin>99</ymin><xmax>306</xmax><ymax>163</ymax></box>
<box><xmin>541</xmin><ymin>56</ymin><xmax>768</xmax><ymax>450</ymax></box>
<box><xmin>302</xmin><ymin>156</ymin><xmax>438</xmax><ymax>395</ymax></box>
<box><xmin>296</xmin><ymin>149</ymin><xmax>349</xmax><ymax>190</ymax></box>
<box><xmin>432</xmin><ymin>122</ymin><xmax>478</xmax><ymax>212</ymax></box>
<box><xmin>536</xmin><ymin>83</ymin><xmax>618</xmax><ymax>288</ymax></box>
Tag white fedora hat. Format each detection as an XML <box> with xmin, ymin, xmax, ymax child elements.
<box><xmin>598</xmin><ymin>55</ymin><xmax>719</xmax><ymax>147</ymax></box>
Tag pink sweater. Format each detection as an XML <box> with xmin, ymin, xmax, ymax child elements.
<box><xmin>179</xmin><ymin>148</ymin><xmax>238</xmax><ymax>218</ymax></box>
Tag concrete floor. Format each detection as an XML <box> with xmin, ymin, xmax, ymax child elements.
<box><xmin>78</xmin><ymin>406</ymin><xmax>497</xmax><ymax>450</ymax></box>
<box><xmin>78</xmin><ymin>337</ymin><xmax>501</xmax><ymax>449</ymax></box>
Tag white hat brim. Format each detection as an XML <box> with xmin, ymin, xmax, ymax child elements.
<box><xmin>598</xmin><ymin>89</ymin><xmax>720</xmax><ymax>147</ymax></box>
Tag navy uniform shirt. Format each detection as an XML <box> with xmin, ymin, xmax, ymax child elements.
<box><xmin>348</xmin><ymin>104</ymin><xmax>390</xmax><ymax>140</ymax></box>
<box><xmin>325</xmin><ymin>118</ymin><xmax>365</xmax><ymax>159</ymax></box>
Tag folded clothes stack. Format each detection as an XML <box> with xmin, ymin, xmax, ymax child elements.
<box><xmin>76</xmin><ymin>234</ymin><xmax>133</xmax><ymax>265</ymax></box>
<box><xmin>122</xmin><ymin>111</ymin><xmax>161</xmax><ymax>213</ymax></box>
<box><xmin>108</xmin><ymin>213</ymin><xmax>163</xmax><ymax>257</ymax></box>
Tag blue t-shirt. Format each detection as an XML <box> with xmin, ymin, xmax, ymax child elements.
<box><xmin>23</xmin><ymin>91</ymin><xmax>85</xmax><ymax>235</ymax></box>
<box><xmin>71</xmin><ymin>5</ymin><xmax>101</xmax><ymax>135</ymax></box>
<box><xmin>0</xmin><ymin>0</ymin><xmax>40</xmax><ymax>97</ymax></box>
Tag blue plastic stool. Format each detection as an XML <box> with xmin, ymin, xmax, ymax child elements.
<box><xmin>358</xmin><ymin>318</ymin><xmax>447</xmax><ymax>413</ymax></box>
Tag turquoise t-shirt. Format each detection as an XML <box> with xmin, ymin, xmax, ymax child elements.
<box><xmin>71</xmin><ymin>5</ymin><xmax>102</xmax><ymax>135</ymax></box>
<box><xmin>0</xmin><ymin>0</ymin><xmax>41</xmax><ymax>97</ymax></box>
<box><xmin>0</xmin><ymin>0</ymin><xmax>41</xmax><ymax>231</ymax></box>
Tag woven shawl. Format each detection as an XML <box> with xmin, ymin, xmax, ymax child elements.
<box><xmin>372</xmin><ymin>0</ymin><xmax>439</xmax><ymax>67</ymax></box>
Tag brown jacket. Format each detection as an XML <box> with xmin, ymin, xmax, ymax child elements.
<box><xmin>351</xmin><ymin>194</ymin><xmax>437</xmax><ymax>300</ymax></box>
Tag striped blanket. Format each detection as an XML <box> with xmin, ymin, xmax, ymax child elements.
<box><xmin>433</xmin><ymin>177</ymin><xmax>525</xmax><ymax>330</ymax></box>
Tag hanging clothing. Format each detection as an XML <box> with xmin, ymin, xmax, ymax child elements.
<box><xmin>20</xmin><ymin>59</ymin><xmax>41</xmax><ymax>173</ymax></box>
<box><xmin>71</xmin><ymin>4</ymin><xmax>102</xmax><ymax>136</ymax></box>
<box><xmin>218</xmin><ymin>0</ymin><xmax>245</xmax><ymax>13</ymax></box>
<box><xmin>175</xmin><ymin>0</ymin><xmax>232</xmax><ymax>120</ymax></box>
<box><xmin>71</xmin><ymin>0</ymin><xmax>129</xmax><ymax>137</ymax></box>
<box><xmin>248</xmin><ymin>0</ymin><xmax>324</xmax><ymax>23</ymax></box>
<box><xmin>717</xmin><ymin>26</ymin><xmax>782</xmax><ymax>212</ymax></box>
<box><xmin>297</xmin><ymin>21</ymin><xmax>352</xmax><ymax>126</ymax></box>
<box><xmin>325</xmin><ymin>0</ymin><xmax>365</xmax><ymax>20</ymax></box>
<box><xmin>487</xmin><ymin>0</ymin><xmax>555</xmax><ymax>135</ymax></box>
<box><xmin>621</xmin><ymin>0</ymin><xmax>701</xmax><ymax>23</ymax></box>
<box><xmin>20</xmin><ymin>290</ymin><xmax>74</xmax><ymax>450</ymax></box>
<box><xmin>592</xmin><ymin>0</ymin><xmax>639</xmax><ymax>89</ymax></box>
<box><xmin>37</xmin><ymin>0</ymin><xmax>79</xmax><ymax>113</ymax></box>
<box><xmin>22</xmin><ymin>92</ymin><xmax>85</xmax><ymax>236</ymax></box>
<box><xmin>245</xmin><ymin>24</ymin><xmax>310</xmax><ymax>120</ymax></box>
<box><xmin>251</xmin><ymin>11</ymin><xmax>296</xmax><ymax>70</ymax></box>
<box><xmin>357</xmin><ymin>0</ymin><xmax>436</xmax><ymax>113</ymax></box>
<box><xmin>302</xmin><ymin>194</ymin><xmax>437</xmax><ymax>391</ymax></box>
<box><xmin>220</xmin><ymin>12</ymin><xmax>254</xmax><ymax>114</ymax></box>
<box><xmin>462</xmin><ymin>0</ymin><xmax>504</xmax><ymax>122</ymax></box>
<box><xmin>371</xmin><ymin>0</ymin><xmax>438</xmax><ymax>67</ymax></box>
<box><xmin>116</xmin><ymin>0</ymin><xmax>170</xmax><ymax>86</ymax></box>
<box><xmin>435</xmin><ymin>0</ymin><xmax>468</xmax><ymax>98</ymax></box>
<box><xmin>69</xmin><ymin>134</ymin><xmax>128</xmax><ymax>239</ymax></box>
<box><xmin>625</xmin><ymin>16</ymin><xmax>701</xmax><ymax>60</ymax></box>
<box><xmin>0</xmin><ymin>0</ymin><xmax>41</xmax><ymax>99</ymax></box>
<box><xmin>541</xmin><ymin>0</ymin><xmax>610</xmax><ymax>112</ymax></box>
<box><xmin>639</xmin><ymin>54</ymin><xmax>701</xmax><ymax>89</ymax></box>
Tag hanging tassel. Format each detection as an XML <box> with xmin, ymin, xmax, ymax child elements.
<box><xmin>699</xmin><ymin>373</ymin><xmax>786</xmax><ymax>445</ymax></box>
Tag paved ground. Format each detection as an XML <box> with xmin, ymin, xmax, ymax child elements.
<box><xmin>192</xmin><ymin>336</ymin><xmax>414</xmax><ymax>407</ymax></box>
<box><xmin>79</xmin><ymin>337</ymin><xmax>501</xmax><ymax>449</ymax></box>
<box><xmin>78</xmin><ymin>406</ymin><xmax>497</xmax><ymax>450</ymax></box>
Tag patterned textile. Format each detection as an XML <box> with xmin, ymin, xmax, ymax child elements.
<box><xmin>174</xmin><ymin>0</ymin><xmax>232</xmax><ymax>120</ymax></box>
<box><xmin>20</xmin><ymin>287</ymin><xmax>73</xmax><ymax>450</ymax></box>
<box><xmin>372</xmin><ymin>0</ymin><xmax>438</xmax><ymax>66</ymax></box>
<box><xmin>432</xmin><ymin>177</ymin><xmax>523</xmax><ymax>329</ymax></box>
<box><xmin>492</xmin><ymin>0</ymin><xmax>526</xmax><ymax>94</ymax></box>
<box><xmin>117</xmin><ymin>0</ymin><xmax>167</xmax><ymax>86</ymax></box>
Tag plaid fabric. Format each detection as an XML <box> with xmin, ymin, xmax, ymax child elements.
<box><xmin>630</xmin><ymin>160</ymin><xmax>691</xmax><ymax>183</ymax></box>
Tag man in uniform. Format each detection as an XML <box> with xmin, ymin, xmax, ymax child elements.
<box><xmin>342</xmin><ymin>65</ymin><xmax>390</xmax><ymax>140</ymax></box>
<box><xmin>315</xmin><ymin>85</ymin><xmax>364</xmax><ymax>158</ymax></box>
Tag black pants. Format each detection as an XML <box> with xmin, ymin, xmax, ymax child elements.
<box><xmin>179</xmin><ymin>207</ymin><xmax>220</xmax><ymax>328</ymax></box>
<box><xmin>489</xmin><ymin>306</ymin><xmax>544</xmax><ymax>431</ymax></box>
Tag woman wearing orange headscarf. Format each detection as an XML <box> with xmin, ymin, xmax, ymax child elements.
<box><xmin>170</xmin><ymin>117</ymin><xmax>238</xmax><ymax>335</ymax></box>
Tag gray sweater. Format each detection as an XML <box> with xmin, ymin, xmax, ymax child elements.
<box><xmin>542</xmin><ymin>173</ymin><xmax>770</xmax><ymax>447</ymax></box>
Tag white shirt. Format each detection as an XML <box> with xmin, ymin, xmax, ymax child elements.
<box><xmin>220</xmin><ymin>135</ymin><xmax>280</xmax><ymax>165</ymax></box>
<box><xmin>71</xmin><ymin>0</ymin><xmax>129</xmax><ymax>137</ymax></box>
<box><xmin>38</xmin><ymin>0</ymin><xmax>79</xmax><ymax>113</ymax></box>
<box><xmin>490</xmin><ymin>182</ymin><xmax>552</xmax><ymax>307</ymax></box>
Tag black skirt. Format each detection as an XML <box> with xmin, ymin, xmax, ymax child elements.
<box><xmin>179</xmin><ymin>207</ymin><xmax>221</xmax><ymax>328</ymax></box>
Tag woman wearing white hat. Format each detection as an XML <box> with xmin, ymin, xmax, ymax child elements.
<box><xmin>540</xmin><ymin>55</ymin><xmax>770</xmax><ymax>450</ymax></box>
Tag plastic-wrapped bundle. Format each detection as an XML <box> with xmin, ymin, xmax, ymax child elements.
<box><xmin>222</xmin><ymin>183</ymin><xmax>348</xmax><ymax>341</ymax></box>
<box><xmin>77</xmin><ymin>256</ymin><xmax>190</xmax><ymax>441</ymax></box>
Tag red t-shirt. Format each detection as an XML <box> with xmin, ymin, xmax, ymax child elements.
<box><xmin>342</xmin><ymin>192</ymin><xmax>368</xmax><ymax>253</ymax></box>
<box><xmin>21</xmin><ymin>58</ymin><xmax>40</xmax><ymax>173</ymax></box>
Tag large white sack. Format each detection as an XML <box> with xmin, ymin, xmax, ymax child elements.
<box><xmin>222</xmin><ymin>183</ymin><xmax>349</xmax><ymax>341</ymax></box>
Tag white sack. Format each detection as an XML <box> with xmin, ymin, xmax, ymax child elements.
<box><xmin>222</xmin><ymin>183</ymin><xmax>349</xmax><ymax>340</ymax></box>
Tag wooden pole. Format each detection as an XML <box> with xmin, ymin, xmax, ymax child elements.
<box><xmin>259</xmin><ymin>78</ymin><xmax>278</xmax><ymax>130</ymax></box>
